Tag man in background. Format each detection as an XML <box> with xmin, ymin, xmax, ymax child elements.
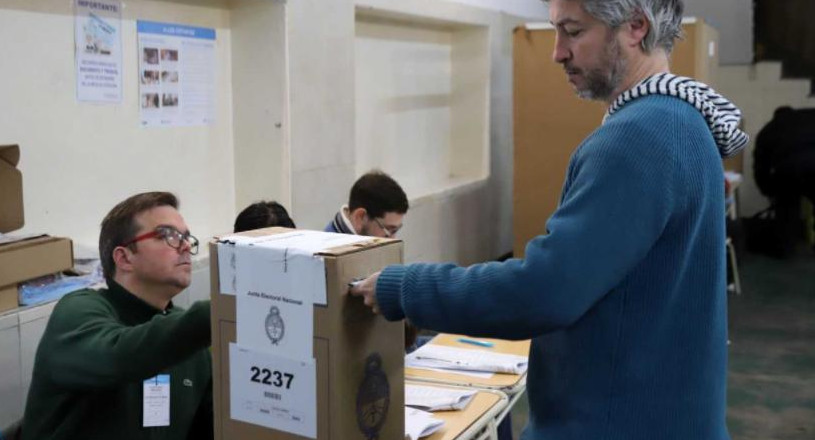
<box><xmin>325</xmin><ymin>170</ymin><xmax>407</xmax><ymax>239</ymax></box>
<box><xmin>325</xmin><ymin>170</ymin><xmax>421</xmax><ymax>349</ymax></box>
<box><xmin>234</xmin><ymin>200</ymin><xmax>296</xmax><ymax>232</ymax></box>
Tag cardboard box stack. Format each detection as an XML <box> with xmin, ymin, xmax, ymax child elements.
<box><xmin>210</xmin><ymin>227</ymin><xmax>405</xmax><ymax>440</ymax></box>
<box><xmin>0</xmin><ymin>145</ymin><xmax>74</xmax><ymax>313</ymax></box>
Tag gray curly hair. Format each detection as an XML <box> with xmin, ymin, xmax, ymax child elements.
<box><xmin>548</xmin><ymin>0</ymin><xmax>684</xmax><ymax>54</ymax></box>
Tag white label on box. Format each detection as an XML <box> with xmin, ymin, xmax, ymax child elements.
<box><xmin>217</xmin><ymin>242</ymin><xmax>238</xmax><ymax>295</ymax></box>
<box><xmin>248</xmin><ymin>230</ymin><xmax>375</xmax><ymax>304</ymax></box>
<box><xmin>220</xmin><ymin>231</ymin><xmax>371</xmax><ymax>302</ymax></box>
<box><xmin>142</xmin><ymin>374</ymin><xmax>170</xmax><ymax>427</ymax></box>
<box><xmin>235</xmin><ymin>244</ymin><xmax>314</xmax><ymax>360</ymax></box>
<box><xmin>217</xmin><ymin>235</ymin><xmax>269</xmax><ymax>295</ymax></box>
<box><xmin>229</xmin><ymin>343</ymin><xmax>317</xmax><ymax>439</ymax></box>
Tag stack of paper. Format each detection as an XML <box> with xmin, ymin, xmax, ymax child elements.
<box><xmin>405</xmin><ymin>407</ymin><xmax>445</xmax><ymax>440</ymax></box>
<box><xmin>406</xmin><ymin>344</ymin><xmax>529</xmax><ymax>375</ymax></box>
<box><xmin>406</xmin><ymin>384</ymin><xmax>477</xmax><ymax>412</ymax></box>
<box><xmin>0</xmin><ymin>233</ymin><xmax>46</xmax><ymax>245</ymax></box>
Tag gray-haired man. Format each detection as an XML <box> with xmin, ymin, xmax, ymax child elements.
<box><xmin>351</xmin><ymin>1</ymin><xmax>747</xmax><ymax>439</ymax></box>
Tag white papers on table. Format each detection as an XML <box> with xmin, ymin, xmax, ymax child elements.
<box><xmin>405</xmin><ymin>407</ymin><xmax>445</xmax><ymax>440</ymax></box>
<box><xmin>407</xmin><ymin>344</ymin><xmax>529</xmax><ymax>375</ymax></box>
<box><xmin>405</xmin><ymin>384</ymin><xmax>476</xmax><ymax>412</ymax></box>
<box><xmin>405</xmin><ymin>357</ymin><xmax>493</xmax><ymax>379</ymax></box>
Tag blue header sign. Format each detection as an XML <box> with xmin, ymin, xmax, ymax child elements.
<box><xmin>137</xmin><ymin>20</ymin><xmax>215</xmax><ymax>40</ymax></box>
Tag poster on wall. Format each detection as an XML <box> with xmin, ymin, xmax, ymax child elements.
<box><xmin>74</xmin><ymin>0</ymin><xmax>123</xmax><ymax>103</ymax></box>
<box><xmin>137</xmin><ymin>20</ymin><xmax>216</xmax><ymax>127</ymax></box>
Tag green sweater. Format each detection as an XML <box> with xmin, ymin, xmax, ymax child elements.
<box><xmin>22</xmin><ymin>281</ymin><xmax>213</xmax><ymax>440</ymax></box>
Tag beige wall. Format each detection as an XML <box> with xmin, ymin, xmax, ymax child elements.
<box><xmin>0</xmin><ymin>0</ymin><xmax>236</xmax><ymax>251</ymax></box>
<box><xmin>287</xmin><ymin>0</ymin><xmax>521</xmax><ymax>264</ymax></box>
<box><xmin>0</xmin><ymin>0</ymin><xmax>534</xmax><ymax>425</ymax></box>
<box><xmin>684</xmin><ymin>0</ymin><xmax>753</xmax><ymax>65</ymax></box>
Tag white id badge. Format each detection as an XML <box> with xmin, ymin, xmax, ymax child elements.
<box><xmin>143</xmin><ymin>374</ymin><xmax>171</xmax><ymax>427</ymax></box>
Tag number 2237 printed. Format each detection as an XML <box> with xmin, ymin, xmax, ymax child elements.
<box><xmin>229</xmin><ymin>343</ymin><xmax>317</xmax><ymax>438</ymax></box>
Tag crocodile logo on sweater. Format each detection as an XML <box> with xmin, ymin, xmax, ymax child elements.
<box><xmin>183</xmin><ymin>379</ymin><xmax>193</xmax><ymax>387</ymax></box>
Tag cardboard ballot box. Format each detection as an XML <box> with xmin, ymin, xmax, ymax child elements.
<box><xmin>210</xmin><ymin>227</ymin><xmax>405</xmax><ymax>440</ymax></box>
<box><xmin>0</xmin><ymin>144</ymin><xmax>74</xmax><ymax>313</ymax></box>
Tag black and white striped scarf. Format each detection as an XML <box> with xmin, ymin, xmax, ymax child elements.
<box><xmin>605</xmin><ymin>73</ymin><xmax>749</xmax><ymax>158</ymax></box>
<box><xmin>330</xmin><ymin>207</ymin><xmax>357</xmax><ymax>235</ymax></box>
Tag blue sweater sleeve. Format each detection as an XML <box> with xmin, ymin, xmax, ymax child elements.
<box><xmin>377</xmin><ymin>117</ymin><xmax>677</xmax><ymax>339</ymax></box>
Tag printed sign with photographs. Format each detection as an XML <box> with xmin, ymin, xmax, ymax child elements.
<box><xmin>137</xmin><ymin>20</ymin><xmax>216</xmax><ymax>127</ymax></box>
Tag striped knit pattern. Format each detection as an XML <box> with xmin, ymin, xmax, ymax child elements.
<box><xmin>324</xmin><ymin>207</ymin><xmax>356</xmax><ymax>235</ymax></box>
<box><xmin>606</xmin><ymin>72</ymin><xmax>749</xmax><ymax>158</ymax></box>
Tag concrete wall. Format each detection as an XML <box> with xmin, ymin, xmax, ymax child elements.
<box><xmin>684</xmin><ymin>0</ymin><xmax>753</xmax><ymax>65</ymax></box>
<box><xmin>470</xmin><ymin>0</ymin><xmax>755</xmax><ymax>65</ymax></box>
<box><xmin>0</xmin><ymin>0</ymin><xmax>236</xmax><ymax>252</ymax></box>
<box><xmin>447</xmin><ymin>0</ymin><xmax>548</xmax><ymax>19</ymax></box>
<box><xmin>0</xmin><ymin>0</ymin><xmax>537</xmax><ymax>426</ymax></box>
<box><xmin>288</xmin><ymin>0</ymin><xmax>525</xmax><ymax>264</ymax></box>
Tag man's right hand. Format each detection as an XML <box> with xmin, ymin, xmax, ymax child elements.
<box><xmin>348</xmin><ymin>272</ymin><xmax>381</xmax><ymax>315</ymax></box>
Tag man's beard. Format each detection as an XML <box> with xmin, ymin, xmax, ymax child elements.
<box><xmin>571</xmin><ymin>38</ymin><xmax>627</xmax><ymax>101</ymax></box>
<box><xmin>360</xmin><ymin>222</ymin><xmax>374</xmax><ymax>237</ymax></box>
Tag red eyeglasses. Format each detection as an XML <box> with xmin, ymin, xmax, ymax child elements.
<box><xmin>121</xmin><ymin>226</ymin><xmax>199</xmax><ymax>255</ymax></box>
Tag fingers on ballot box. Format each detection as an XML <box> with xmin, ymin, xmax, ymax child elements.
<box><xmin>210</xmin><ymin>227</ymin><xmax>405</xmax><ymax>440</ymax></box>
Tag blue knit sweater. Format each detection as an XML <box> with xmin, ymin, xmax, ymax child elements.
<box><xmin>377</xmin><ymin>95</ymin><xmax>730</xmax><ymax>440</ymax></box>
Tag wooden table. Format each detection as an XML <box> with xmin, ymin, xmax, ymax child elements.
<box><xmin>406</xmin><ymin>334</ymin><xmax>531</xmax><ymax>430</ymax></box>
<box><xmin>406</xmin><ymin>381</ymin><xmax>508</xmax><ymax>440</ymax></box>
<box><xmin>406</xmin><ymin>334</ymin><xmax>530</xmax><ymax>394</ymax></box>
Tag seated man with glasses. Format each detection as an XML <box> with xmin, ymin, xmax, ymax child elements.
<box><xmin>22</xmin><ymin>192</ymin><xmax>213</xmax><ymax>440</ymax></box>
<box><xmin>324</xmin><ymin>170</ymin><xmax>423</xmax><ymax>349</ymax></box>
<box><xmin>325</xmin><ymin>170</ymin><xmax>407</xmax><ymax>238</ymax></box>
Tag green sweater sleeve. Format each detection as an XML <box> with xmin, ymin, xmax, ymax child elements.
<box><xmin>39</xmin><ymin>290</ymin><xmax>211</xmax><ymax>390</ymax></box>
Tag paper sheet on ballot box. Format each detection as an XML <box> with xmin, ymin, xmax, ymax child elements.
<box><xmin>217</xmin><ymin>235</ymin><xmax>264</xmax><ymax>296</ymax></box>
<box><xmin>218</xmin><ymin>230</ymin><xmax>373</xmax><ymax>303</ymax></box>
<box><xmin>228</xmin><ymin>231</ymin><xmax>374</xmax><ymax>360</ymax></box>
<box><xmin>234</xmin><ymin>243</ymin><xmax>315</xmax><ymax>360</ymax></box>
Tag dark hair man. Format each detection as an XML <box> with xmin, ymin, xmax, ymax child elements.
<box><xmin>352</xmin><ymin>1</ymin><xmax>749</xmax><ymax>439</ymax></box>
<box><xmin>22</xmin><ymin>192</ymin><xmax>213</xmax><ymax>440</ymax></box>
<box><xmin>325</xmin><ymin>170</ymin><xmax>408</xmax><ymax>238</ymax></box>
<box><xmin>234</xmin><ymin>200</ymin><xmax>296</xmax><ymax>232</ymax></box>
<box><xmin>325</xmin><ymin>170</ymin><xmax>420</xmax><ymax>349</ymax></box>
